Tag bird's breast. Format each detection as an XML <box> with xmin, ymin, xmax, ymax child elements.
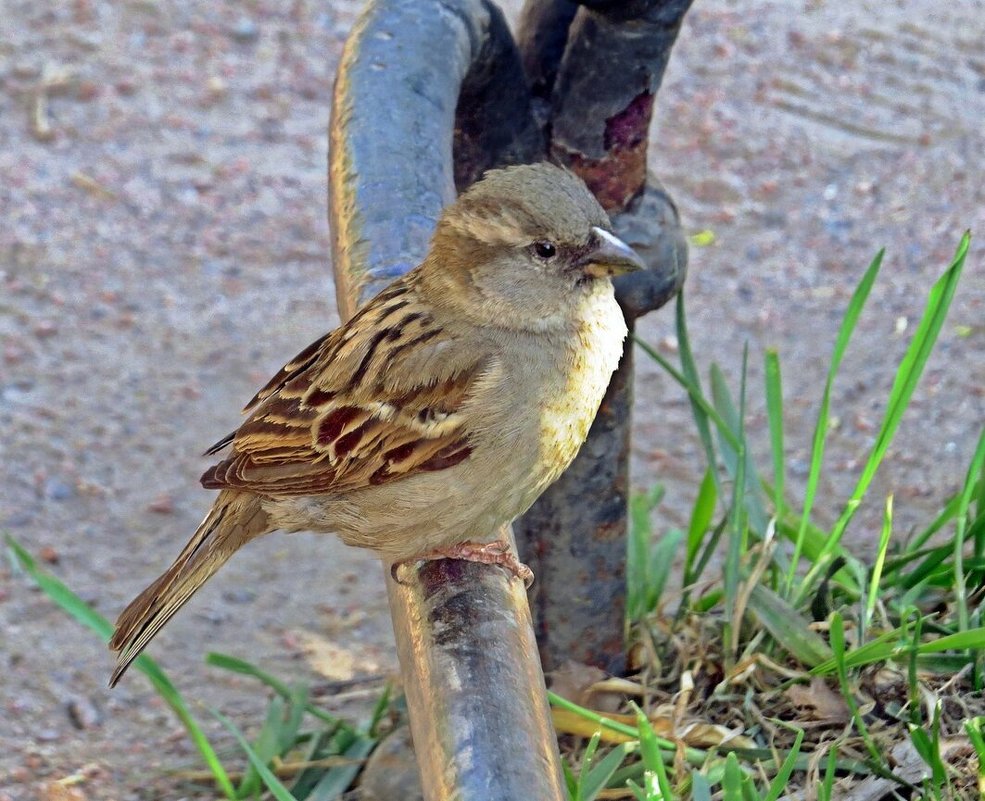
<box><xmin>533</xmin><ymin>288</ymin><xmax>627</xmax><ymax>484</ymax></box>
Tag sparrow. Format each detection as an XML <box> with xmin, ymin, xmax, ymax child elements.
<box><xmin>108</xmin><ymin>162</ymin><xmax>644</xmax><ymax>686</ymax></box>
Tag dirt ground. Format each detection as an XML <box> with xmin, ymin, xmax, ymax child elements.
<box><xmin>1</xmin><ymin>1</ymin><xmax>982</xmax><ymax>798</ymax></box>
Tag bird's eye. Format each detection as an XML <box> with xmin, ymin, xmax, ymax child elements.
<box><xmin>532</xmin><ymin>241</ymin><xmax>557</xmax><ymax>259</ymax></box>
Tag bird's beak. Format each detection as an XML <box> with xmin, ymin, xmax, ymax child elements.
<box><xmin>581</xmin><ymin>227</ymin><xmax>646</xmax><ymax>278</ymax></box>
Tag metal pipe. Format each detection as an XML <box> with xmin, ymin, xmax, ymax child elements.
<box><xmin>514</xmin><ymin>0</ymin><xmax>692</xmax><ymax>674</ymax></box>
<box><xmin>329</xmin><ymin>2</ymin><xmax>563</xmax><ymax>799</ymax></box>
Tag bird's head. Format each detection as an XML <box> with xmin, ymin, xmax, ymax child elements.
<box><xmin>423</xmin><ymin>162</ymin><xmax>644</xmax><ymax>329</ymax></box>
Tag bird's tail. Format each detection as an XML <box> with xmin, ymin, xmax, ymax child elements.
<box><xmin>109</xmin><ymin>490</ymin><xmax>269</xmax><ymax>686</ymax></box>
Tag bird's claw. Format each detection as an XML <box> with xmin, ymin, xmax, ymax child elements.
<box><xmin>390</xmin><ymin>539</ymin><xmax>534</xmax><ymax>588</ymax></box>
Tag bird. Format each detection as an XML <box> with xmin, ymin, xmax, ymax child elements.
<box><xmin>108</xmin><ymin>161</ymin><xmax>644</xmax><ymax>686</ymax></box>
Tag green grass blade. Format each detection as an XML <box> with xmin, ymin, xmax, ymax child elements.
<box><xmin>627</xmin><ymin>487</ymin><xmax>665</xmax><ymax>621</ymax></box>
<box><xmin>646</xmin><ymin>529</ymin><xmax>684</xmax><ymax>615</ymax></box>
<box><xmin>971</xmin><ymin>508</ymin><xmax>985</xmax><ymax>563</ymax></box>
<box><xmin>914</xmin><ymin>627</ymin><xmax>985</xmax><ymax>654</ymax></box>
<box><xmin>207</xmin><ymin>652</ymin><xmax>293</xmax><ymax>697</ymax></box>
<box><xmin>632</xmin><ymin>332</ymin><xmax>739</xmax><ymax>456</ymax></box>
<box><xmin>811</xmin><ymin>624</ymin><xmax>985</xmax><ymax>675</ymax></box>
<box><xmin>688</xmin><ymin>519</ymin><xmax>728</xmax><ymax>607</ymax></box>
<box><xmin>692</xmin><ymin>773</ymin><xmax>713</xmax><ymax>801</ymax></box>
<box><xmin>799</xmin><ymin>234</ymin><xmax>970</xmax><ymax>600</ymax></box>
<box><xmin>237</xmin><ymin>695</ymin><xmax>289</xmax><ymax>798</ymax></box>
<box><xmin>863</xmin><ymin>495</ymin><xmax>894</xmax><ymax>637</ymax></box>
<box><xmin>764</xmin><ymin>348</ymin><xmax>786</xmax><ymax>517</ymax></box>
<box><xmin>711</xmin><ymin>358</ymin><xmax>769</xmax><ymax>536</ymax></box>
<box><xmin>811</xmin><ymin>628</ymin><xmax>904</xmax><ymax>675</ymax></box>
<box><xmin>721</xmin><ymin>753</ymin><xmax>743</xmax><ymax>801</ymax></box>
<box><xmin>818</xmin><ymin>748</ymin><xmax>838</xmax><ymax>801</ymax></box>
<box><xmin>676</xmin><ymin>291</ymin><xmax>720</xmax><ymax>481</ymax></box>
<box><xmin>549</xmin><ymin>692</ymin><xmax>640</xmax><ymax>739</ymax></box>
<box><xmin>628</xmin><ymin>491</ymin><xmax>653</xmax><ymax>622</ymax></box>
<box><xmin>763</xmin><ymin>728</ymin><xmax>804</xmax><ymax>801</ymax></box>
<box><xmin>634</xmin><ymin>704</ymin><xmax>674</xmax><ymax>800</ymax></box>
<box><xmin>685</xmin><ymin>468</ymin><xmax>717</xmax><ymax>586</ymax></box>
<box><xmin>578</xmin><ymin>742</ymin><xmax>633</xmax><ymax>801</ymax></box>
<box><xmin>289</xmin><ymin>729</ymin><xmax>339</xmax><ymax>799</ymax></box>
<box><xmin>829</xmin><ymin>612</ymin><xmax>884</xmax><ymax>769</ymax></box>
<box><xmin>907</xmin><ymin>492</ymin><xmax>965</xmax><ymax>552</ymax></box>
<box><xmin>954</xmin><ymin>429</ymin><xmax>985</xmax><ymax>632</ymax></box>
<box><xmin>575</xmin><ymin>732</ymin><xmax>602</xmax><ymax>801</ymax></box>
<box><xmin>747</xmin><ymin>584</ymin><xmax>832</xmax><ymax>666</ymax></box>
<box><xmin>207</xmin><ymin>652</ymin><xmax>347</xmax><ymax>729</ymax></box>
<box><xmin>909</xmin><ymin>709</ymin><xmax>947</xmax><ymax>791</ymax></box>
<box><xmin>564</xmin><ymin>760</ymin><xmax>579</xmax><ymax>800</ymax></box>
<box><xmin>712</xmin><ymin>354</ymin><xmax>752</xmax><ymax>660</ymax></box>
<box><xmin>214</xmin><ymin>710</ymin><xmax>298</xmax><ymax>801</ymax></box>
<box><xmin>367</xmin><ymin>682</ymin><xmax>392</xmax><ymax>738</ymax></box>
<box><xmin>965</xmin><ymin>717</ymin><xmax>985</xmax><ymax>796</ymax></box>
<box><xmin>786</xmin><ymin>248</ymin><xmax>884</xmax><ymax>593</ymax></box>
<box><xmin>5</xmin><ymin>535</ymin><xmax>236</xmax><ymax>798</ymax></box>
<box><xmin>306</xmin><ymin>735</ymin><xmax>376</xmax><ymax>801</ymax></box>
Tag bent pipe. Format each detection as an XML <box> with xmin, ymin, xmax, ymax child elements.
<box><xmin>329</xmin><ymin>2</ymin><xmax>563</xmax><ymax>800</ymax></box>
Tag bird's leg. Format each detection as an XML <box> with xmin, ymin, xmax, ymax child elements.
<box><xmin>391</xmin><ymin>539</ymin><xmax>534</xmax><ymax>587</ymax></box>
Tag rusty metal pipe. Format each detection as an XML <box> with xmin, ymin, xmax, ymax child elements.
<box><xmin>329</xmin><ymin>2</ymin><xmax>563</xmax><ymax>799</ymax></box>
<box><xmin>514</xmin><ymin>0</ymin><xmax>692</xmax><ymax>674</ymax></box>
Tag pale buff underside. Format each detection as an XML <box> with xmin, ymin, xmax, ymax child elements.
<box><xmin>263</xmin><ymin>282</ymin><xmax>627</xmax><ymax>563</ymax></box>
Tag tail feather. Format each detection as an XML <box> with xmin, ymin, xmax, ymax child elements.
<box><xmin>109</xmin><ymin>490</ymin><xmax>269</xmax><ymax>687</ymax></box>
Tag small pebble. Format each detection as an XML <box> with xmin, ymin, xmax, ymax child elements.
<box><xmin>12</xmin><ymin>62</ymin><xmax>41</xmax><ymax>78</ymax></box>
<box><xmin>75</xmin><ymin>80</ymin><xmax>100</xmax><ymax>101</ymax></box>
<box><xmin>222</xmin><ymin>588</ymin><xmax>256</xmax><ymax>604</ymax></box>
<box><xmin>205</xmin><ymin>75</ymin><xmax>228</xmax><ymax>97</ymax></box>
<box><xmin>45</xmin><ymin>479</ymin><xmax>75</xmax><ymax>501</ymax></box>
<box><xmin>67</xmin><ymin>696</ymin><xmax>102</xmax><ymax>730</ymax></box>
<box><xmin>40</xmin><ymin>545</ymin><xmax>60</xmax><ymax>564</ymax></box>
<box><xmin>3</xmin><ymin>344</ymin><xmax>26</xmax><ymax>364</ymax></box>
<box><xmin>230</xmin><ymin>17</ymin><xmax>259</xmax><ymax>43</ymax></box>
<box><xmin>34</xmin><ymin>321</ymin><xmax>58</xmax><ymax>338</ymax></box>
<box><xmin>146</xmin><ymin>494</ymin><xmax>174</xmax><ymax>514</ymax></box>
<box><xmin>115</xmin><ymin>78</ymin><xmax>139</xmax><ymax>95</ymax></box>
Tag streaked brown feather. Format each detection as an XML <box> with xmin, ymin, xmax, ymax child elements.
<box><xmin>109</xmin><ymin>490</ymin><xmax>268</xmax><ymax>686</ymax></box>
<box><xmin>200</xmin><ymin>276</ymin><xmax>484</xmax><ymax>496</ymax></box>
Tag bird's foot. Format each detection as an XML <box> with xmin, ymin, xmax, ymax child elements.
<box><xmin>390</xmin><ymin>539</ymin><xmax>534</xmax><ymax>588</ymax></box>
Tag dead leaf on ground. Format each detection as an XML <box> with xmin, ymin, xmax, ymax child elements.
<box><xmin>785</xmin><ymin>677</ymin><xmax>852</xmax><ymax>724</ymax></box>
<box><xmin>38</xmin><ymin>783</ymin><xmax>86</xmax><ymax>801</ymax></box>
<box><xmin>551</xmin><ymin>660</ymin><xmax>638</xmax><ymax>713</ymax></box>
<box><xmin>551</xmin><ymin>707</ymin><xmax>755</xmax><ymax>750</ymax></box>
<box><xmin>292</xmin><ymin>629</ymin><xmax>381</xmax><ymax>682</ymax></box>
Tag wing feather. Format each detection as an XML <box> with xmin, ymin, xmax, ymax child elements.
<box><xmin>201</xmin><ymin>278</ymin><xmax>486</xmax><ymax>497</ymax></box>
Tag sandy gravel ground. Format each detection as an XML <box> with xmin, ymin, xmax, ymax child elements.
<box><xmin>1</xmin><ymin>1</ymin><xmax>982</xmax><ymax>798</ymax></box>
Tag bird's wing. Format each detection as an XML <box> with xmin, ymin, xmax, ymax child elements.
<box><xmin>200</xmin><ymin>281</ymin><xmax>490</xmax><ymax>496</ymax></box>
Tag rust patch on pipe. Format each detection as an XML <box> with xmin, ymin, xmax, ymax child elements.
<box><xmin>555</xmin><ymin>92</ymin><xmax>653</xmax><ymax>212</ymax></box>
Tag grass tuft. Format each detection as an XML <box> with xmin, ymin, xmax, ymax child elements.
<box><xmin>596</xmin><ymin>233</ymin><xmax>980</xmax><ymax>799</ymax></box>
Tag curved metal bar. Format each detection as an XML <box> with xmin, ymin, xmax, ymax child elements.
<box><xmin>329</xmin><ymin>2</ymin><xmax>563</xmax><ymax>799</ymax></box>
<box><xmin>514</xmin><ymin>0</ymin><xmax>692</xmax><ymax>674</ymax></box>
<box><xmin>389</xmin><ymin>548</ymin><xmax>566</xmax><ymax>800</ymax></box>
<box><xmin>513</xmin><ymin>0</ymin><xmax>579</xmax><ymax>113</ymax></box>
<box><xmin>453</xmin><ymin>1</ymin><xmax>544</xmax><ymax>188</ymax></box>
<box><xmin>330</xmin><ymin>0</ymin><xmax>542</xmax><ymax>316</ymax></box>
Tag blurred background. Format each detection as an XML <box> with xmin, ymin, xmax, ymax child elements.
<box><xmin>1</xmin><ymin>1</ymin><xmax>982</xmax><ymax>797</ymax></box>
